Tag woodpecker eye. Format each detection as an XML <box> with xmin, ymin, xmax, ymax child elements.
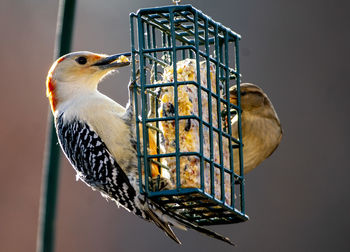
<box><xmin>75</xmin><ymin>56</ymin><xmax>87</xmax><ymax>65</ymax></box>
<box><xmin>240</xmin><ymin>91</ymin><xmax>247</xmax><ymax>96</ymax></box>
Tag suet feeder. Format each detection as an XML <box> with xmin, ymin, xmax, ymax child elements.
<box><xmin>131</xmin><ymin>4</ymin><xmax>248</xmax><ymax>225</ymax></box>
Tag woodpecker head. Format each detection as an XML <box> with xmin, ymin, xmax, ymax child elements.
<box><xmin>230</xmin><ymin>83</ymin><xmax>278</xmax><ymax>119</ymax></box>
<box><xmin>46</xmin><ymin>51</ymin><xmax>130</xmax><ymax>112</ymax></box>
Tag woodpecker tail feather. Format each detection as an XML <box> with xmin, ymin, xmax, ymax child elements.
<box><xmin>146</xmin><ymin>208</ymin><xmax>181</xmax><ymax>244</ymax></box>
<box><xmin>149</xmin><ymin>201</ymin><xmax>236</xmax><ymax>246</ymax></box>
<box><xmin>167</xmin><ymin>209</ymin><xmax>236</xmax><ymax>246</ymax></box>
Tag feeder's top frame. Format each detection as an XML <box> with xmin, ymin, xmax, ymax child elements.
<box><xmin>131</xmin><ymin>4</ymin><xmax>241</xmax><ymax>41</ymax></box>
<box><xmin>130</xmin><ymin>5</ymin><xmax>242</xmax><ymax>82</ymax></box>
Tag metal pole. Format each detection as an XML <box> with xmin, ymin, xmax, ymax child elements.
<box><xmin>37</xmin><ymin>1</ymin><xmax>76</xmax><ymax>251</ymax></box>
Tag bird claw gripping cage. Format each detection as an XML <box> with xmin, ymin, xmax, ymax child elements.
<box><xmin>130</xmin><ymin>4</ymin><xmax>248</xmax><ymax>225</ymax></box>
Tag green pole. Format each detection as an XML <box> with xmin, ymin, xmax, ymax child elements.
<box><xmin>37</xmin><ymin>1</ymin><xmax>76</xmax><ymax>252</ymax></box>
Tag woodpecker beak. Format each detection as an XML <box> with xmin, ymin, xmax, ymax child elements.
<box><xmin>92</xmin><ymin>53</ymin><xmax>131</xmax><ymax>69</ymax></box>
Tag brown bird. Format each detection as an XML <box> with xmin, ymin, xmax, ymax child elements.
<box><xmin>230</xmin><ymin>83</ymin><xmax>282</xmax><ymax>174</ymax></box>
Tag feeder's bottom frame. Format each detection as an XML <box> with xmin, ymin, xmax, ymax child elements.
<box><xmin>150</xmin><ymin>188</ymin><xmax>249</xmax><ymax>225</ymax></box>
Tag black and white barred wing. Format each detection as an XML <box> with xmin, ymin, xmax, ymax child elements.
<box><xmin>55</xmin><ymin>114</ymin><xmax>234</xmax><ymax>245</ymax></box>
<box><xmin>55</xmin><ymin>114</ymin><xmax>143</xmax><ymax>216</ymax></box>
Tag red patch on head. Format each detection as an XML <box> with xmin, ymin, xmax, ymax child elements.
<box><xmin>46</xmin><ymin>74</ymin><xmax>57</xmax><ymax>112</ymax></box>
<box><xmin>46</xmin><ymin>59</ymin><xmax>61</xmax><ymax>112</ymax></box>
<box><xmin>57</xmin><ymin>56</ymin><xmax>66</xmax><ymax>63</ymax></box>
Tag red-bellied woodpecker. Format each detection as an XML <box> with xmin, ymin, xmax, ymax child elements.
<box><xmin>230</xmin><ymin>83</ymin><xmax>282</xmax><ymax>174</ymax></box>
<box><xmin>46</xmin><ymin>51</ymin><xmax>235</xmax><ymax>246</ymax></box>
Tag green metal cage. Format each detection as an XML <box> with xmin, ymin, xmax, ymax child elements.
<box><xmin>130</xmin><ymin>5</ymin><xmax>248</xmax><ymax>225</ymax></box>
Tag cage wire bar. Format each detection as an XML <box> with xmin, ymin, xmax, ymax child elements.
<box><xmin>131</xmin><ymin>5</ymin><xmax>248</xmax><ymax>225</ymax></box>
<box><xmin>37</xmin><ymin>0</ymin><xmax>76</xmax><ymax>252</ymax></box>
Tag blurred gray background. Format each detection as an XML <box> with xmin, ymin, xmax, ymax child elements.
<box><xmin>0</xmin><ymin>0</ymin><xmax>349</xmax><ymax>251</ymax></box>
